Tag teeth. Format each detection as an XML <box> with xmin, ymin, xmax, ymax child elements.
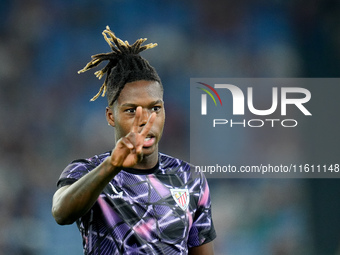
<box><xmin>145</xmin><ymin>137</ymin><xmax>151</xmax><ymax>141</ymax></box>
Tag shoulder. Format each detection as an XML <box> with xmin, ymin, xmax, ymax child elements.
<box><xmin>57</xmin><ymin>151</ymin><xmax>111</xmax><ymax>187</ymax></box>
<box><xmin>66</xmin><ymin>151</ymin><xmax>110</xmax><ymax>171</ymax></box>
<box><xmin>159</xmin><ymin>153</ymin><xmax>193</xmax><ymax>171</ymax></box>
<box><xmin>158</xmin><ymin>153</ymin><xmax>204</xmax><ymax>181</ymax></box>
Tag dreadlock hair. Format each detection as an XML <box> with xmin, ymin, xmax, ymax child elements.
<box><xmin>78</xmin><ymin>26</ymin><xmax>162</xmax><ymax>107</ymax></box>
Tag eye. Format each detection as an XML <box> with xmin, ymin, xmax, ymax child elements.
<box><xmin>124</xmin><ymin>108</ymin><xmax>136</xmax><ymax>113</ymax></box>
<box><xmin>152</xmin><ymin>106</ymin><xmax>161</xmax><ymax>112</ymax></box>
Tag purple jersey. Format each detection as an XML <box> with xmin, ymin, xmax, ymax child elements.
<box><xmin>57</xmin><ymin>152</ymin><xmax>216</xmax><ymax>255</ymax></box>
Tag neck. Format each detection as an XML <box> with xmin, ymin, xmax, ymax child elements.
<box><xmin>134</xmin><ymin>150</ymin><xmax>159</xmax><ymax>169</ymax></box>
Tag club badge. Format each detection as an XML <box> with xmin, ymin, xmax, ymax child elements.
<box><xmin>170</xmin><ymin>188</ymin><xmax>190</xmax><ymax>211</ymax></box>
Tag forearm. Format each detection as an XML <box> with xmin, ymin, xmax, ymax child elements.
<box><xmin>52</xmin><ymin>157</ymin><xmax>120</xmax><ymax>225</ymax></box>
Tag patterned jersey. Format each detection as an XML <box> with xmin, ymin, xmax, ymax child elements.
<box><xmin>57</xmin><ymin>152</ymin><xmax>216</xmax><ymax>255</ymax></box>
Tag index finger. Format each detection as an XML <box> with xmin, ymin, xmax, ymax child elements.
<box><xmin>140</xmin><ymin>112</ymin><xmax>156</xmax><ymax>137</ymax></box>
<box><xmin>131</xmin><ymin>106</ymin><xmax>142</xmax><ymax>133</ymax></box>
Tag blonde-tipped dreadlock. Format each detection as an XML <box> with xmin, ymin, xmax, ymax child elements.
<box><xmin>78</xmin><ymin>26</ymin><xmax>162</xmax><ymax>106</ymax></box>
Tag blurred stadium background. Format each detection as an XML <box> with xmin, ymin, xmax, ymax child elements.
<box><xmin>0</xmin><ymin>0</ymin><xmax>340</xmax><ymax>254</ymax></box>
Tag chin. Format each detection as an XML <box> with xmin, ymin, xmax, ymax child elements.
<box><xmin>142</xmin><ymin>145</ymin><xmax>158</xmax><ymax>156</ymax></box>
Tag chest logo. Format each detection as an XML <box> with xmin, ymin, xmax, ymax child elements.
<box><xmin>110</xmin><ymin>184</ymin><xmax>123</xmax><ymax>198</ymax></box>
<box><xmin>170</xmin><ymin>188</ymin><xmax>190</xmax><ymax>211</ymax></box>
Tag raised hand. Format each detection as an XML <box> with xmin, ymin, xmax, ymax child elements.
<box><xmin>111</xmin><ymin>106</ymin><xmax>156</xmax><ymax>168</ymax></box>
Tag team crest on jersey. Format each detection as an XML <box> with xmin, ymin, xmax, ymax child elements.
<box><xmin>170</xmin><ymin>188</ymin><xmax>190</xmax><ymax>211</ymax></box>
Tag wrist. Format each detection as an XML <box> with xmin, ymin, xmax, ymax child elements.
<box><xmin>103</xmin><ymin>157</ymin><xmax>121</xmax><ymax>176</ymax></box>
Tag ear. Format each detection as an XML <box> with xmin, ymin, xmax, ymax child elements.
<box><xmin>106</xmin><ymin>107</ymin><xmax>115</xmax><ymax>127</ymax></box>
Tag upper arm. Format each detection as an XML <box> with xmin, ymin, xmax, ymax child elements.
<box><xmin>187</xmin><ymin>172</ymin><xmax>217</xmax><ymax>248</ymax></box>
<box><xmin>188</xmin><ymin>241</ymin><xmax>214</xmax><ymax>255</ymax></box>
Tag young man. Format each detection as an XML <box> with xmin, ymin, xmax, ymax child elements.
<box><xmin>52</xmin><ymin>26</ymin><xmax>216</xmax><ymax>255</ymax></box>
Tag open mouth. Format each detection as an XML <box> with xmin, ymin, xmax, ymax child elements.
<box><xmin>143</xmin><ymin>136</ymin><xmax>156</xmax><ymax>148</ymax></box>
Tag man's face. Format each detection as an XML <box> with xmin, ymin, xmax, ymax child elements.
<box><xmin>106</xmin><ymin>80</ymin><xmax>165</xmax><ymax>157</ymax></box>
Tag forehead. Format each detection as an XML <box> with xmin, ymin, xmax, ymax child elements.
<box><xmin>117</xmin><ymin>80</ymin><xmax>163</xmax><ymax>104</ymax></box>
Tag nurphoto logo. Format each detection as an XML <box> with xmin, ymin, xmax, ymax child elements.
<box><xmin>196</xmin><ymin>81</ymin><xmax>312</xmax><ymax>128</ymax></box>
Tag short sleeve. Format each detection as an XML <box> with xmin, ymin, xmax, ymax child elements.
<box><xmin>57</xmin><ymin>159</ymin><xmax>95</xmax><ymax>188</ymax></box>
<box><xmin>187</xmin><ymin>172</ymin><xmax>216</xmax><ymax>247</ymax></box>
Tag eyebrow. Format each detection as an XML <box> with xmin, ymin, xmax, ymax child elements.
<box><xmin>121</xmin><ymin>100</ymin><xmax>164</xmax><ymax>108</ymax></box>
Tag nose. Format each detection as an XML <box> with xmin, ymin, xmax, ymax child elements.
<box><xmin>140</xmin><ymin>108</ymin><xmax>150</xmax><ymax>127</ymax></box>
